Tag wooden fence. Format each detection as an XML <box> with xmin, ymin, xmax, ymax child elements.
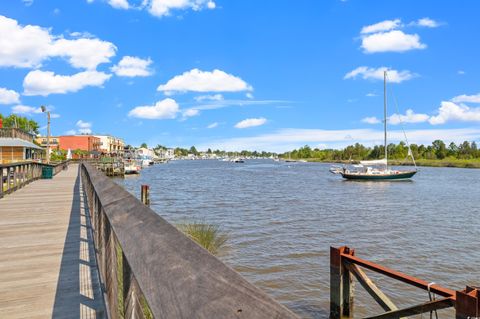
<box><xmin>0</xmin><ymin>160</ymin><xmax>70</xmax><ymax>198</ymax></box>
<box><xmin>80</xmin><ymin>162</ymin><xmax>298</xmax><ymax>319</ymax></box>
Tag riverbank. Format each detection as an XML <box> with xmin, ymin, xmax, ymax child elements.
<box><xmin>302</xmin><ymin>158</ymin><xmax>480</xmax><ymax>168</ymax></box>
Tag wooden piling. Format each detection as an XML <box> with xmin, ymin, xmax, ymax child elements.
<box><xmin>141</xmin><ymin>184</ymin><xmax>150</xmax><ymax>206</ymax></box>
<box><xmin>330</xmin><ymin>246</ymin><xmax>354</xmax><ymax>318</ymax></box>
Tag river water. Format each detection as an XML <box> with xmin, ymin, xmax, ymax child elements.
<box><xmin>118</xmin><ymin>160</ymin><xmax>479</xmax><ymax>318</ymax></box>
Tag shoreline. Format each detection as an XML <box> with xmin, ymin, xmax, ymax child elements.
<box><xmin>299</xmin><ymin>158</ymin><xmax>480</xmax><ymax>169</ymax></box>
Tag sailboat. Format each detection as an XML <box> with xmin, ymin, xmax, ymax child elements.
<box><xmin>336</xmin><ymin>71</ymin><xmax>417</xmax><ymax>180</ymax></box>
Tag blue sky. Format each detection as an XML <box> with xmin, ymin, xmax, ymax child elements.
<box><xmin>1</xmin><ymin>0</ymin><xmax>480</xmax><ymax>151</ymax></box>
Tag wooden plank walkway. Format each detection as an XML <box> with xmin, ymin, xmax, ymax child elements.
<box><xmin>0</xmin><ymin>164</ymin><xmax>105</xmax><ymax>319</ymax></box>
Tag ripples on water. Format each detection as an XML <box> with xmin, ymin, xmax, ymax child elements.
<box><xmin>119</xmin><ymin>160</ymin><xmax>480</xmax><ymax>318</ymax></box>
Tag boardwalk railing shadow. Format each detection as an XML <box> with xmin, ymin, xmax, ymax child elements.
<box><xmin>52</xmin><ymin>170</ymin><xmax>105</xmax><ymax>318</ymax></box>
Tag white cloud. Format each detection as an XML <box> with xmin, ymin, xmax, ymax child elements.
<box><xmin>51</xmin><ymin>38</ymin><xmax>116</xmax><ymax>70</ymax></box>
<box><xmin>194</xmin><ymin>94</ymin><xmax>224</xmax><ymax>102</ymax></box>
<box><xmin>11</xmin><ymin>105</ymin><xmax>42</xmax><ymax>114</ymax></box>
<box><xmin>157</xmin><ymin>69</ymin><xmax>252</xmax><ymax>94</ymax></box>
<box><xmin>388</xmin><ymin>109</ymin><xmax>430</xmax><ymax>125</ymax></box>
<box><xmin>65</xmin><ymin>129</ymin><xmax>77</xmax><ymax>135</ymax></box>
<box><xmin>344</xmin><ymin>66</ymin><xmax>416</xmax><ymax>83</ymax></box>
<box><xmin>108</xmin><ymin>0</ymin><xmax>129</xmax><ymax>9</ymax></box>
<box><xmin>23</xmin><ymin>70</ymin><xmax>111</xmax><ymax>96</ymax></box>
<box><xmin>362</xmin><ymin>117</ymin><xmax>380</xmax><ymax>124</ymax></box>
<box><xmin>458</xmin><ymin>70</ymin><xmax>465</xmax><ymax>75</ymax></box>
<box><xmin>246</xmin><ymin>92</ymin><xmax>254</xmax><ymax>99</ymax></box>
<box><xmin>207</xmin><ymin>122</ymin><xmax>218</xmax><ymax>129</ymax></box>
<box><xmin>429</xmin><ymin>101</ymin><xmax>480</xmax><ymax>125</ymax></box>
<box><xmin>361</xmin><ymin>30</ymin><xmax>426</xmax><ymax>53</ymax></box>
<box><xmin>234</xmin><ymin>117</ymin><xmax>267</xmax><ymax>129</ymax></box>
<box><xmin>0</xmin><ymin>15</ymin><xmax>116</xmax><ymax>69</ymax></box>
<box><xmin>415</xmin><ymin>18</ymin><xmax>440</xmax><ymax>28</ymax></box>
<box><xmin>145</xmin><ymin>0</ymin><xmax>216</xmax><ymax>17</ymax></box>
<box><xmin>0</xmin><ymin>87</ymin><xmax>20</xmax><ymax>104</ymax></box>
<box><xmin>128</xmin><ymin>98</ymin><xmax>180</xmax><ymax>119</ymax></box>
<box><xmin>361</xmin><ymin>19</ymin><xmax>401</xmax><ymax>34</ymax></box>
<box><xmin>22</xmin><ymin>0</ymin><xmax>34</xmax><ymax>6</ymax></box>
<box><xmin>198</xmin><ymin>128</ymin><xmax>480</xmax><ymax>152</ymax></box>
<box><xmin>111</xmin><ymin>56</ymin><xmax>153</xmax><ymax>77</ymax></box>
<box><xmin>182</xmin><ymin>108</ymin><xmax>200</xmax><ymax>117</ymax></box>
<box><xmin>366</xmin><ymin>93</ymin><xmax>377</xmax><ymax>97</ymax></box>
<box><xmin>69</xmin><ymin>120</ymin><xmax>93</xmax><ymax>134</ymax></box>
<box><xmin>451</xmin><ymin>93</ymin><xmax>480</xmax><ymax>104</ymax></box>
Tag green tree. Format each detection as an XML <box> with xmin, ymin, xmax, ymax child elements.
<box><xmin>189</xmin><ymin>146</ymin><xmax>198</xmax><ymax>155</ymax></box>
<box><xmin>140</xmin><ymin>142</ymin><xmax>148</xmax><ymax>148</ymax></box>
<box><xmin>0</xmin><ymin>113</ymin><xmax>39</xmax><ymax>134</ymax></box>
<box><xmin>432</xmin><ymin>140</ymin><xmax>447</xmax><ymax>159</ymax></box>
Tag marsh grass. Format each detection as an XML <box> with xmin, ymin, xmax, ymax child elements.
<box><xmin>177</xmin><ymin>221</ymin><xmax>229</xmax><ymax>256</ymax></box>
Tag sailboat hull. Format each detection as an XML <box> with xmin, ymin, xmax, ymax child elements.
<box><xmin>341</xmin><ymin>170</ymin><xmax>417</xmax><ymax>180</ymax></box>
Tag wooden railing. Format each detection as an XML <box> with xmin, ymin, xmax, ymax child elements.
<box><xmin>0</xmin><ymin>160</ymin><xmax>70</xmax><ymax>198</ymax></box>
<box><xmin>0</xmin><ymin>127</ymin><xmax>35</xmax><ymax>141</ymax></box>
<box><xmin>80</xmin><ymin>162</ymin><xmax>298</xmax><ymax>319</ymax></box>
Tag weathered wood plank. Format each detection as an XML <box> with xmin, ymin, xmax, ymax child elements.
<box><xmin>0</xmin><ymin>164</ymin><xmax>105</xmax><ymax>318</ymax></box>
<box><xmin>344</xmin><ymin>262</ymin><xmax>399</xmax><ymax>312</ymax></box>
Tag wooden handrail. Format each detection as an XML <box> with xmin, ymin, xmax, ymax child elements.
<box><xmin>0</xmin><ymin>160</ymin><xmax>71</xmax><ymax>198</ymax></box>
<box><xmin>80</xmin><ymin>162</ymin><xmax>298</xmax><ymax>319</ymax></box>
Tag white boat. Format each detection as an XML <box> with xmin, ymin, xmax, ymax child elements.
<box><xmin>332</xmin><ymin>71</ymin><xmax>417</xmax><ymax>180</ymax></box>
<box><xmin>124</xmin><ymin>160</ymin><xmax>141</xmax><ymax>174</ymax></box>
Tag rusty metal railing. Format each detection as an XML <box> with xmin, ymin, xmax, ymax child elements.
<box><xmin>330</xmin><ymin>246</ymin><xmax>479</xmax><ymax>318</ymax></box>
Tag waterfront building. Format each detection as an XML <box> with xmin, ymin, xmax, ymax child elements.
<box><xmin>156</xmin><ymin>148</ymin><xmax>175</xmax><ymax>159</ymax></box>
<box><xmin>59</xmin><ymin>135</ymin><xmax>101</xmax><ymax>154</ymax></box>
<box><xmin>95</xmin><ymin>135</ymin><xmax>125</xmax><ymax>155</ymax></box>
<box><xmin>34</xmin><ymin>136</ymin><xmax>61</xmax><ymax>151</ymax></box>
<box><xmin>0</xmin><ymin>127</ymin><xmax>43</xmax><ymax>164</ymax></box>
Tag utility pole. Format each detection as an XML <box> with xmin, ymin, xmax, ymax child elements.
<box><xmin>41</xmin><ymin>106</ymin><xmax>51</xmax><ymax>164</ymax></box>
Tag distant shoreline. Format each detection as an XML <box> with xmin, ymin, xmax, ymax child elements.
<box><xmin>299</xmin><ymin>158</ymin><xmax>480</xmax><ymax>169</ymax></box>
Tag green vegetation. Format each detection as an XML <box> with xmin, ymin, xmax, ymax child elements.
<box><xmin>140</xmin><ymin>142</ymin><xmax>148</xmax><ymax>148</ymax></box>
<box><xmin>177</xmin><ymin>221</ymin><xmax>228</xmax><ymax>256</ymax></box>
<box><xmin>50</xmin><ymin>150</ymin><xmax>67</xmax><ymax>162</ymax></box>
<box><xmin>280</xmin><ymin>140</ymin><xmax>480</xmax><ymax>168</ymax></box>
<box><xmin>0</xmin><ymin>113</ymin><xmax>39</xmax><ymax>134</ymax></box>
<box><xmin>172</xmin><ymin>146</ymin><xmax>277</xmax><ymax>158</ymax></box>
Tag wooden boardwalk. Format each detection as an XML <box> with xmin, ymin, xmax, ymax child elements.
<box><xmin>0</xmin><ymin>164</ymin><xmax>105</xmax><ymax>318</ymax></box>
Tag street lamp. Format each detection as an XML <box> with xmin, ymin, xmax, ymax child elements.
<box><xmin>41</xmin><ymin>105</ymin><xmax>50</xmax><ymax>164</ymax></box>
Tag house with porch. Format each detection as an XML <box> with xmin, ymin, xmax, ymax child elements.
<box><xmin>0</xmin><ymin>128</ymin><xmax>43</xmax><ymax>164</ymax></box>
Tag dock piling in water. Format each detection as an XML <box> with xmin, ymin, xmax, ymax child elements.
<box><xmin>141</xmin><ymin>184</ymin><xmax>150</xmax><ymax>206</ymax></box>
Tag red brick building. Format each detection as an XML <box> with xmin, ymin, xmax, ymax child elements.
<box><xmin>59</xmin><ymin>135</ymin><xmax>101</xmax><ymax>153</ymax></box>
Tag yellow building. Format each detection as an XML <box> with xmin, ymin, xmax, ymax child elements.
<box><xmin>35</xmin><ymin>136</ymin><xmax>60</xmax><ymax>150</ymax></box>
<box><xmin>0</xmin><ymin>128</ymin><xmax>43</xmax><ymax>164</ymax></box>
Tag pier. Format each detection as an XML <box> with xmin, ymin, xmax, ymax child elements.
<box><xmin>0</xmin><ymin>163</ymin><xmax>297</xmax><ymax>319</ymax></box>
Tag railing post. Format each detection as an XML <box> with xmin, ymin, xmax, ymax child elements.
<box><xmin>456</xmin><ymin>286</ymin><xmax>479</xmax><ymax>319</ymax></box>
<box><xmin>0</xmin><ymin>167</ymin><xmax>3</xmax><ymax>198</ymax></box>
<box><xmin>141</xmin><ymin>185</ymin><xmax>150</xmax><ymax>206</ymax></box>
<box><xmin>330</xmin><ymin>246</ymin><xmax>354</xmax><ymax>319</ymax></box>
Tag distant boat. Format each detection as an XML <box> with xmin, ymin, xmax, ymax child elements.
<box><xmin>335</xmin><ymin>71</ymin><xmax>417</xmax><ymax>180</ymax></box>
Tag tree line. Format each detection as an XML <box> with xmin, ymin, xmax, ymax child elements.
<box><xmin>280</xmin><ymin>140</ymin><xmax>480</xmax><ymax>161</ymax></box>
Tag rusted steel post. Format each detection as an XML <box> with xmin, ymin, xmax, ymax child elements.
<box><xmin>141</xmin><ymin>184</ymin><xmax>150</xmax><ymax>206</ymax></box>
<box><xmin>455</xmin><ymin>286</ymin><xmax>479</xmax><ymax>319</ymax></box>
<box><xmin>330</xmin><ymin>246</ymin><xmax>354</xmax><ymax>318</ymax></box>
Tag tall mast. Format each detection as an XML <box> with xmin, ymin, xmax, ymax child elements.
<box><xmin>384</xmin><ymin>70</ymin><xmax>387</xmax><ymax>163</ymax></box>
